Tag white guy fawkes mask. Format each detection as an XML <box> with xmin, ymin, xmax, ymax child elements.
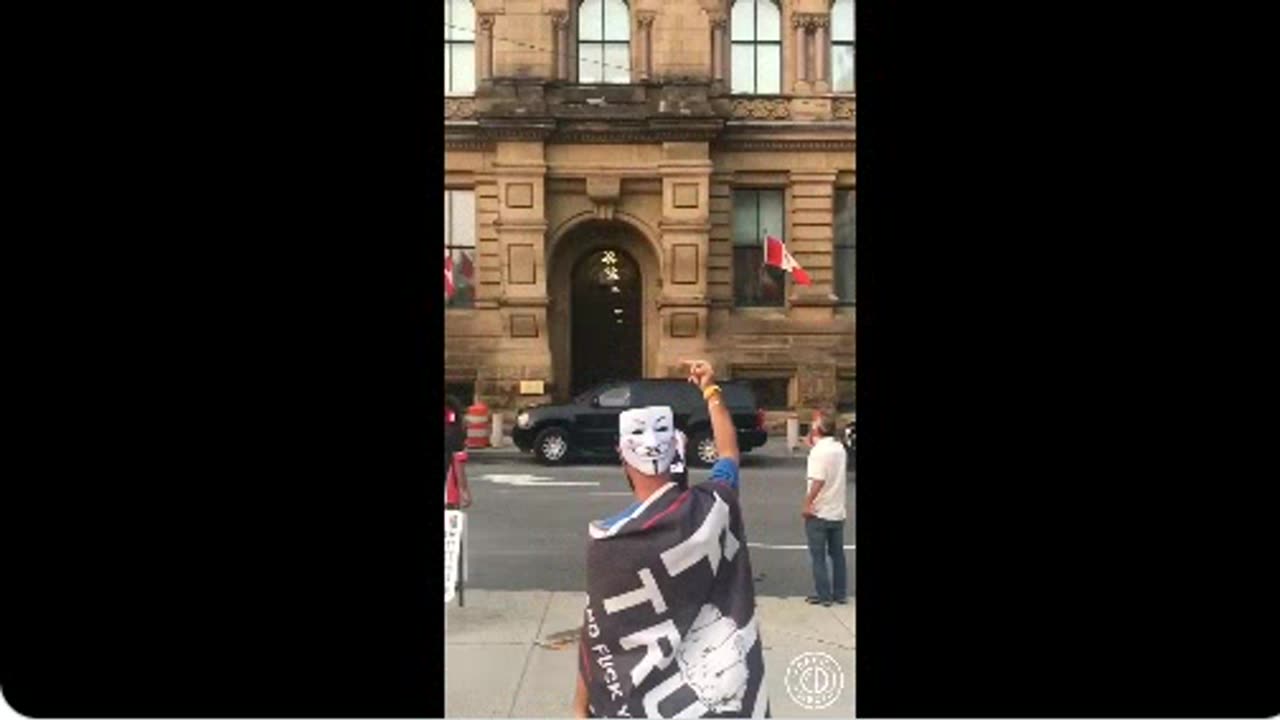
<box><xmin>618</xmin><ymin>406</ymin><xmax>676</xmax><ymax>476</ymax></box>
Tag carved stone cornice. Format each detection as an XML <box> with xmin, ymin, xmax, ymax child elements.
<box><xmin>794</xmin><ymin>13</ymin><xmax>829</xmax><ymax>30</ymax></box>
<box><xmin>445</xmin><ymin>97</ymin><xmax>477</xmax><ymax>120</ymax></box>
<box><xmin>477</xmin><ymin>118</ymin><xmax>557</xmax><ymax>142</ymax></box>
<box><xmin>717</xmin><ymin>122</ymin><xmax>855</xmax><ymax>152</ymax></box>
<box><xmin>554</xmin><ymin>119</ymin><xmax>724</xmax><ymax>144</ymax></box>
<box><xmin>444</xmin><ymin>138</ymin><xmax>494</xmax><ymax>152</ymax></box>
<box><xmin>715</xmin><ymin>139</ymin><xmax>855</xmax><ymax>151</ymax></box>
<box><xmin>731</xmin><ymin>97</ymin><xmax>790</xmax><ymax>119</ymax></box>
<box><xmin>832</xmin><ymin>97</ymin><xmax>855</xmax><ymax>120</ymax></box>
<box><xmin>444</xmin><ymin>122</ymin><xmax>491</xmax><ymax>151</ymax></box>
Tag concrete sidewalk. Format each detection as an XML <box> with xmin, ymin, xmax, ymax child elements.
<box><xmin>446</xmin><ymin>590</ymin><xmax>854</xmax><ymax>718</ymax></box>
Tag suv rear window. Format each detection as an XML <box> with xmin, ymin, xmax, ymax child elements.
<box><xmin>720</xmin><ymin>383</ymin><xmax>755</xmax><ymax>408</ymax></box>
<box><xmin>630</xmin><ymin>380</ymin><xmax>756</xmax><ymax>410</ymax></box>
<box><xmin>597</xmin><ymin>385</ymin><xmax>632</xmax><ymax>408</ymax></box>
<box><xmin>632</xmin><ymin>381</ymin><xmax>702</xmax><ymax>411</ymax></box>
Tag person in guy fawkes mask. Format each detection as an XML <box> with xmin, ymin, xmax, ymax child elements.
<box><xmin>572</xmin><ymin>361</ymin><xmax>769</xmax><ymax>719</ymax></box>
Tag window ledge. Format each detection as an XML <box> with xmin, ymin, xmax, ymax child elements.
<box><xmin>731</xmin><ymin>306</ymin><xmax>790</xmax><ymax>316</ymax></box>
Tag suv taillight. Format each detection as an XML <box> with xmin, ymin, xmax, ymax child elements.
<box><xmin>756</xmin><ymin>409</ymin><xmax>766</xmax><ymax>430</ymax></box>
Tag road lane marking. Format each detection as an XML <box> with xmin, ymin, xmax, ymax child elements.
<box><xmin>748</xmin><ymin>543</ymin><xmax>856</xmax><ymax>550</ymax></box>
<box><xmin>479</xmin><ymin>473</ymin><xmax>600</xmax><ymax>488</ymax></box>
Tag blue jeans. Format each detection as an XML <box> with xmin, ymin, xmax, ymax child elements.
<box><xmin>805</xmin><ymin>517</ymin><xmax>847</xmax><ymax>601</ymax></box>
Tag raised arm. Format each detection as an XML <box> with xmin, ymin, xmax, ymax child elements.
<box><xmin>684</xmin><ymin>360</ymin><xmax>739</xmax><ymax>464</ymax></box>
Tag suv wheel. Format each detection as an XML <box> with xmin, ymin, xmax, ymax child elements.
<box><xmin>689</xmin><ymin>431</ymin><xmax>718</xmax><ymax>468</ymax></box>
<box><xmin>534</xmin><ymin>427</ymin><xmax>571</xmax><ymax>464</ymax></box>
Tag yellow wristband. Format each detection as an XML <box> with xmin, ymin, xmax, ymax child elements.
<box><xmin>702</xmin><ymin>384</ymin><xmax>722</xmax><ymax>400</ymax></box>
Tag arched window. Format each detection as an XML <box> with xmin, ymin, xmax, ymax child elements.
<box><xmin>578</xmin><ymin>0</ymin><xmax>630</xmax><ymax>84</ymax></box>
<box><xmin>731</xmin><ymin>0</ymin><xmax>782</xmax><ymax>94</ymax></box>
<box><xmin>445</xmin><ymin>0</ymin><xmax>475</xmax><ymax>95</ymax></box>
<box><xmin>832</xmin><ymin>0</ymin><xmax>855</xmax><ymax>93</ymax></box>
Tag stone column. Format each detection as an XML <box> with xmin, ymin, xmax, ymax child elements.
<box><xmin>638</xmin><ymin>12</ymin><xmax>656</xmax><ymax>81</ymax></box>
<box><xmin>477</xmin><ymin>14</ymin><xmax>495</xmax><ymax>81</ymax></box>
<box><xmin>486</xmin><ymin>140</ymin><xmax>553</xmax><ymax>410</ymax></box>
<box><xmin>658</xmin><ymin>142</ymin><xmax>715</xmax><ymax>372</ymax></box>
<box><xmin>787</xmin><ymin>170</ymin><xmax>839</xmax><ymax>319</ymax></box>
<box><xmin>793</xmin><ymin>15</ymin><xmax>809</xmax><ymax>93</ymax></box>
<box><xmin>551</xmin><ymin>12</ymin><xmax>569</xmax><ymax>81</ymax></box>
<box><xmin>708</xmin><ymin>12</ymin><xmax>726</xmax><ymax>84</ymax></box>
<box><xmin>812</xmin><ymin>15</ymin><xmax>830</xmax><ymax>92</ymax></box>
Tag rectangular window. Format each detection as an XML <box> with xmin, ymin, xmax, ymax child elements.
<box><xmin>831</xmin><ymin>0</ymin><xmax>855</xmax><ymax>93</ymax></box>
<box><xmin>602</xmin><ymin>43</ymin><xmax>631</xmax><ymax>84</ymax></box>
<box><xmin>444</xmin><ymin>190</ymin><xmax>476</xmax><ymax>308</ymax></box>
<box><xmin>836</xmin><ymin>373</ymin><xmax>856</xmax><ymax>412</ymax></box>
<box><xmin>730</xmin><ymin>0</ymin><xmax>782</xmax><ymax>94</ymax></box>
<box><xmin>748</xmin><ymin>377</ymin><xmax>791</xmax><ymax>410</ymax></box>
<box><xmin>756</xmin><ymin>45</ymin><xmax>781</xmax><ymax>94</ymax></box>
<box><xmin>445</xmin><ymin>0</ymin><xmax>476</xmax><ymax>95</ymax></box>
<box><xmin>578</xmin><ymin>0</ymin><xmax>630</xmax><ymax>83</ymax></box>
<box><xmin>731</xmin><ymin>45</ymin><xmax>756</xmax><ymax>94</ymax></box>
<box><xmin>834</xmin><ymin>189</ymin><xmax>855</xmax><ymax>304</ymax></box>
<box><xmin>732</xmin><ymin>189</ymin><xmax>786</xmax><ymax>307</ymax></box>
<box><xmin>832</xmin><ymin>45</ymin><xmax>854</xmax><ymax>93</ymax></box>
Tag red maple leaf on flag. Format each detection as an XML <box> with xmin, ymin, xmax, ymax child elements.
<box><xmin>763</xmin><ymin>235</ymin><xmax>812</xmax><ymax>285</ymax></box>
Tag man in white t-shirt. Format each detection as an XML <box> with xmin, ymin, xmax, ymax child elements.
<box><xmin>801</xmin><ymin>409</ymin><xmax>849</xmax><ymax>607</ymax></box>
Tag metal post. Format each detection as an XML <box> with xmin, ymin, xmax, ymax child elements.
<box><xmin>457</xmin><ymin>526</ymin><xmax>466</xmax><ymax>607</ymax></box>
<box><xmin>787</xmin><ymin>416</ymin><xmax>800</xmax><ymax>454</ymax></box>
<box><xmin>491</xmin><ymin>412</ymin><xmax>504</xmax><ymax>447</ymax></box>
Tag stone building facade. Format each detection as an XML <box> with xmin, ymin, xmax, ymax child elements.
<box><xmin>444</xmin><ymin>0</ymin><xmax>854</xmax><ymax>429</ymax></box>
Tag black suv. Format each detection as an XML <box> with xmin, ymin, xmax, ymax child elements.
<box><xmin>513</xmin><ymin>379</ymin><xmax>768</xmax><ymax>466</ymax></box>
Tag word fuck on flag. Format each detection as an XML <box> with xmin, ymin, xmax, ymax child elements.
<box><xmin>581</xmin><ymin>481</ymin><xmax>769</xmax><ymax>717</ymax></box>
<box><xmin>763</xmin><ymin>235</ymin><xmax>812</xmax><ymax>285</ymax></box>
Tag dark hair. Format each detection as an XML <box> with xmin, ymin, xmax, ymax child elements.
<box><xmin>444</xmin><ymin>399</ymin><xmax>465</xmax><ymax>455</ymax></box>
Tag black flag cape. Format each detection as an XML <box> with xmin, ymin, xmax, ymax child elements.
<box><xmin>580</xmin><ymin>479</ymin><xmax>769</xmax><ymax>718</ymax></box>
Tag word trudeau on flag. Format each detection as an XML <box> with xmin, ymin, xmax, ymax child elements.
<box><xmin>764</xmin><ymin>235</ymin><xmax>812</xmax><ymax>285</ymax></box>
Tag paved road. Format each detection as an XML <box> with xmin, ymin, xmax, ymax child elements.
<box><xmin>458</xmin><ymin>451</ymin><xmax>855</xmax><ymax>598</ymax></box>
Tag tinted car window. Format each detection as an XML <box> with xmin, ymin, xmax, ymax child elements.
<box><xmin>632</xmin><ymin>380</ymin><xmax>702</xmax><ymax>411</ymax></box>
<box><xmin>721</xmin><ymin>382</ymin><xmax>756</xmax><ymax>409</ymax></box>
<box><xmin>597</xmin><ymin>385</ymin><xmax>631</xmax><ymax>408</ymax></box>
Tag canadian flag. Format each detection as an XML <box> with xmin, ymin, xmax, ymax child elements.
<box><xmin>763</xmin><ymin>235</ymin><xmax>812</xmax><ymax>285</ymax></box>
<box><xmin>444</xmin><ymin>249</ymin><xmax>456</xmax><ymax>299</ymax></box>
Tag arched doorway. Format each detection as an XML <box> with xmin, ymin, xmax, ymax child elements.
<box><xmin>548</xmin><ymin>217</ymin><xmax>660</xmax><ymax>402</ymax></box>
<box><xmin>570</xmin><ymin>247</ymin><xmax>642</xmax><ymax>395</ymax></box>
